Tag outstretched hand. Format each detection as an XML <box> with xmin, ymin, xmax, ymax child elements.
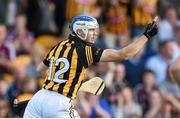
<box><xmin>143</xmin><ymin>16</ymin><xmax>159</xmax><ymax>39</ymax></box>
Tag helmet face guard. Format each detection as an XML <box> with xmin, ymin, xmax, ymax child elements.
<box><xmin>69</xmin><ymin>15</ymin><xmax>99</xmax><ymax>40</ymax></box>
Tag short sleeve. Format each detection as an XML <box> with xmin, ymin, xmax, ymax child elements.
<box><xmin>77</xmin><ymin>44</ymin><xmax>104</xmax><ymax>68</ymax></box>
<box><xmin>91</xmin><ymin>45</ymin><xmax>104</xmax><ymax>62</ymax></box>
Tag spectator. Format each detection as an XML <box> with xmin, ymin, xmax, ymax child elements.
<box><xmin>7</xmin><ymin>55</ymin><xmax>31</xmax><ymax>115</ymax></box>
<box><xmin>7</xmin><ymin>13</ymin><xmax>34</xmax><ymax>55</ymax></box>
<box><xmin>122</xmin><ymin>48</ymin><xmax>146</xmax><ymax>87</ymax></box>
<box><xmin>0</xmin><ymin>24</ymin><xmax>15</xmax><ymax>74</ymax></box>
<box><xmin>145</xmin><ymin>40</ymin><xmax>174</xmax><ymax>84</ymax></box>
<box><xmin>131</xmin><ymin>0</ymin><xmax>157</xmax><ymax>37</ymax></box>
<box><xmin>0</xmin><ymin>76</ymin><xmax>10</xmax><ymax>97</ymax></box>
<box><xmin>66</xmin><ymin>0</ymin><xmax>99</xmax><ymax>21</ymax></box>
<box><xmin>172</xmin><ymin>23</ymin><xmax>180</xmax><ymax>59</ymax></box>
<box><xmin>77</xmin><ymin>93</ymin><xmax>111</xmax><ymax>118</ymax></box>
<box><xmin>0</xmin><ymin>95</ymin><xmax>13</xmax><ymax>118</ymax></box>
<box><xmin>103</xmin><ymin>63</ymin><xmax>128</xmax><ymax>106</ymax></box>
<box><xmin>13</xmin><ymin>78</ymin><xmax>37</xmax><ymax>117</ymax></box>
<box><xmin>115</xmin><ymin>33</ymin><xmax>131</xmax><ymax>50</ymax></box>
<box><xmin>0</xmin><ymin>0</ymin><xmax>24</xmax><ymax>26</ymax></box>
<box><xmin>134</xmin><ymin>69</ymin><xmax>157</xmax><ymax>115</ymax></box>
<box><xmin>158</xmin><ymin>59</ymin><xmax>180</xmax><ymax>116</ymax></box>
<box><xmin>64</xmin><ymin>0</ymin><xmax>101</xmax><ymax>38</ymax></box>
<box><xmin>25</xmin><ymin>0</ymin><xmax>42</xmax><ymax>35</ymax></box>
<box><xmin>158</xmin><ymin>6</ymin><xmax>179</xmax><ymax>41</ymax></box>
<box><xmin>131</xmin><ymin>0</ymin><xmax>158</xmax><ymax>52</ymax></box>
<box><xmin>54</xmin><ymin>0</ymin><xmax>67</xmax><ymax>36</ymax></box>
<box><xmin>26</xmin><ymin>44</ymin><xmax>45</xmax><ymax>79</ymax></box>
<box><xmin>114</xmin><ymin>87</ymin><xmax>142</xmax><ymax>117</ymax></box>
<box><xmin>38</xmin><ymin>0</ymin><xmax>57</xmax><ymax>34</ymax></box>
<box><xmin>159</xmin><ymin>66</ymin><xmax>180</xmax><ymax>98</ymax></box>
<box><xmin>159</xmin><ymin>100</ymin><xmax>173</xmax><ymax>118</ymax></box>
<box><xmin>169</xmin><ymin>56</ymin><xmax>180</xmax><ymax>85</ymax></box>
<box><xmin>145</xmin><ymin>89</ymin><xmax>162</xmax><ymax>117</ymax></box>
<box><xmin>102</xmin><ymin>0</ymin><xmax>130</xmax><ymax>48</ymax></box>
<box><xmin>161</xmin><ymin>93</ymin><xmax>180</xmax><ymax>117</ymax></box>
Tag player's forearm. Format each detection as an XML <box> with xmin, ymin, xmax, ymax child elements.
<box><xmin>119</xmin><ymin>16</ymin><xmax>158</xmax><ymax>60</ymax></box>
<box><xmin>100</xmin><ymin>16</ymin><xmax>158</xmax><ymax>62</ymax></box>
<box><xmin>119</xmin><ymin>35</ymin><xmax>148</xmax><ymax>59</ymax></box>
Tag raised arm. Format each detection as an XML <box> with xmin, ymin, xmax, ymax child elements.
<box><xmin>100</xmin><ymin>16</ymin><xmax>158</xmax><ymax>62</ymax></box>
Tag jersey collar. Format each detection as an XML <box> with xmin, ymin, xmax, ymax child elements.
<box><xmin>68</xmin><ymin>34</ymin><xmax>93</xmax><ymax>46</ymax></box>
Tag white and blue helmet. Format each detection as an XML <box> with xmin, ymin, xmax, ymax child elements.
<box><xmin>69</xmin><ymin>15</ymin><xmax>99</xmax><ymax>41</ymax></box>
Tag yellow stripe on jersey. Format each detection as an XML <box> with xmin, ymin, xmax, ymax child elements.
<box><xmin>52</xmin><ymin>83</ymin><xmax>59</xmax><ymax>92</ymax></box>
<box><xmin>47</xmin><ymin>45</ymin><xmax>58</xmax><ymax>60</ymax></box>
<box><xmin>44</xmin><ymin>45</ymin><xmax>58</xmax><ymax>90</ymax></box>
<box><xmin>59</xmin><ymin>42</ymin><xmax>72</xmax><ymax>79</ymax></box>
<box><xmin>86</xmin><ymin>46</ymin><xmax>93</xmax><ymax>66</ymax></box>
<box><xmin>45</xmin><ymin>40</ymin><xmax>68</xmax><ymax>90</ymax></box>
<box><xmin>63</xmin><ymin>49</ymin><xmax>78</xmax><ymax>96</ymax></box>
<box><xmin>72</xmin><ymin>67</ymin><xmax>86</xmax><ymax>99</ymax></box>
<box><xmin>85</xmin><ymin>46</ymin><xmax>90</xmax><ymax>65</ymax></box>
<box><xmin>54</xmin><ymin>41</ymin><xmax>68</xmax><ymax>60</ymax></box>
<box><xmin>89</xmin><ymin>47</ymin><xmax>93</xmax><ymax>64</ymax></box>
<box><xmin>42</xmin><ymin>76</ymin><xmax>48</xmax><ymax>88</ymax></box>
<box><xmin>45</xmin><ymin>81</ymin><xmax>54</xmax><ymax>90</ymax></box>
<box><xmin>87</xmin><ymin>47</ymin><xmax>91</xmax><ymax>65</ymax></box>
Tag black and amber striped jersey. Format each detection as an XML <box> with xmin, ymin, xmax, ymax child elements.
<box><xmin>42</xmin><ymin>35</ymin><xmax>104</xmax><ymax>99</ymax></box>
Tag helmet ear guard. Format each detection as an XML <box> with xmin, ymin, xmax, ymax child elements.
<box><xmin>69</xmin><ymin>15</ymin><xmax>99</xmax><ymax>41</ymax></box>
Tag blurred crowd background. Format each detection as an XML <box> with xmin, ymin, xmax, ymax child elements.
<box><xmin>0</xmin><ymin>0</ymin><xmax>180</xmax><ymax>118</ymax></box>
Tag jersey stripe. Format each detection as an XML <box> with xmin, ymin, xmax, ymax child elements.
<box><xmin>58</xmin><ymin>44</ymin><xmax>75</xmax><ymax>94</ymax></box>
<box><xmin>52</xmin><ymin>83</ymin><xmax>59</xmax><ymax>92</ymax></box>
<box><xmin>59</xmin><ymin>42</ymin><xmax>72</xmax><ymax>79</ymax></box>
<box><xmin>67</xmin><ymin>57</ymin><xmax>82</xmax><ymax>97</ymax></box>
<box><xmin>87</xmin><ymin>46</ymin><xmax>93</xmax><ymax>65</ymax></box>
<box><xmin>63</xmin><ymin>49</ymin><xmax>78</xmax><ymax>96</ymax></box>
<box><xmin>89</xmin><ymin>47</ymin><xmax>93</xmax><ymax>64</ymax></box>
<box><xmin>85</xmin><ymin>46</ymin><xmax>90</xmax><ymax>65</ymax></box>
<box><xmin>44</xmin><ymin>81</ymin><xmax>54</xmax><ymax>90</ymax></box>
<box><xmin>46</xmin><ymin>45</ymin><xmax>58</xmax><ymax>60</ymax></box>
<box><xmin>55</xmin><ymin>41</ymin><xmax>68</xmax><ymax>73</ymax></box>
<box><xmin>62</xmin><ymin>44</ymin><xmax>75</xmax><ymax>80</ymax></box>
<box><xmin>71</xmin><ymin>67</ymin><xmax>86</xmax><ymax>99</ymax></box>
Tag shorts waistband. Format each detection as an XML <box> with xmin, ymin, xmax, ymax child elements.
<box><xmin>41</xmin><ymin>88</ymin><xmax>71</xmax><ymax>102</ymax></box>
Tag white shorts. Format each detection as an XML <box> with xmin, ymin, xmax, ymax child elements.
<box><xmin>23</xmin><ymin>89</ymin><xmax>79</xmax><ymax>118</ymax></box>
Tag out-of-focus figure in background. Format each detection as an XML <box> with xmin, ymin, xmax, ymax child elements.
<box><xmin>0</xmin><ymin>95</ymin><xmax>13</xmax><ymax>118</ymax></box>
<box><xmin>7</xmin><ymin>13</ymin><xmax>34</xmax><ymax>55</ymax></box>
<box><xmin>0</xmin><ymin>24</ymin><xmax>15</xmax><ymax>74</ymax></box>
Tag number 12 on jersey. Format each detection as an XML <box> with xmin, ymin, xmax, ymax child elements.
<box><xmin>47</xmin><ymin>57</ymin><xmax>70</xmax><ymax>84</ymax></box>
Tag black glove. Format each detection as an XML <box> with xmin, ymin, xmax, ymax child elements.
<box><xmin>143</xmin><ymin>21</ymin><xmax>158</xmax><ymax>39</ymax></box>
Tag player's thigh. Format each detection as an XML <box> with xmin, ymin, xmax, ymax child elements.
<box><xmin>23</xmin><ymin>97</ymin><xmax>41</xmax><ymax>117</ymax></box>
<box><xmin>55</xmin><ymin>104</ymin><xmax>80</xmax><ymax>118</ymax></box>
<box><xmin>42</xmin><ymin>98</ymin><xmax>79</xmax><ymax>118</ymax></box>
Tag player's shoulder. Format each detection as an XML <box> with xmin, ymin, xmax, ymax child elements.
<box><xmin>75</xmin><ymin>42</ymin><xmax>95</xmax><ymax>51</ymax></box>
